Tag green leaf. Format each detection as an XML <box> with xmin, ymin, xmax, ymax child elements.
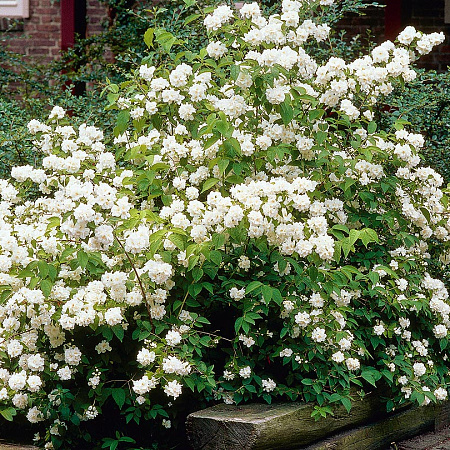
<box><xmin>182</xmin><ymin>0</ymin><xmax>196</xmax><ymax>7</ymax></box>
<box><xmin>230</xmin><ymin>65</ymin><xmax>240</xmax><ymax>81</ymax></box>
<box><xmin>115</xmin><ymin>110</ymin><xmax>130</xmax><ymax>136</ymax></box>
<box><xmin>262</xmin><ymin>285</ymin><xmax>273</xmax><ymax>303</ymax></box>
<box><xmin>341</xmin><ymin>238</ymin><xmax>353</xmax><ymax>258</ymax></box>
<box><xmin>348</xmin><ymin>229</ymin><xmax>359</xmax><ymax>246</ymax></box>
<box><xmin>37</xmin><ymin>260</ymin><xmax>49</xmax><ymax>279</ymax></box>
<box><xmin>144</xmin><ymin>28</ymin><xmax>154</xmax><ymax>48</ymax></box>
<box><xmin>218</xmin><ymin>158</ymin><xmax>230</xmax><ymax>175</ymax></box>
<box><xmin>272</xmin><ymin>288</ymin><xmax>283</xmax><ymax>305</ymax></box>
<box><xmin>209</xmin><ymin>250</ymin><xmax>222</xmax><ymax>266</ymax></box>
<box><xmin>333</xmin><ymin>241</ymin><xmax>342</xmax><ymax>264</ymax></box>
<box><xmin>340</xmin><ymin>397</ymin><xmax>352</xmax><ymax>413</ymax></box>
<box><xmin>367</xmin><ymin>121</ymin><xmax>377</xmax><ymax>134</ymax></box>
<box><xmin>46</xmin><ymin>216</ymin><xmax>60</xmax><ymax>230</ymax></box>
<box><xmin>112</xmin><ymin>388</ymin><xmax>126</xmax><ymax>409</ymax></box>
<box><xmin>309</xmin><ymin>109</ymin><xmax>325</xmax><ymax>121</ymax></box>
<box><xmin>112</xmin><ymin>325</ymin><xmax>125</xmax><ymax>342</ymax></box>
<box><xmin>234</xmin><ymin>317</ymin><xmax>243</xmax><ymax>333</ymax></box>
<box><xmin>184</xmin><ymin>13</ymin><xmax>200</xmax><ymax>25</ymax></box>
<box><xmin>216</xmin><ymin>120</ymin><xmax>231</xmax><ymax>137</ymax></box>
<box><xmin>212</xmin><ymin>233</ymin><xmax>226</xmax><ymax>249</ymax></box>
<box><xmin>77</xmin><ymin>250</ymin><xmax>89</xmax><ymax>269</ymax></box>
<box><xmin>246</xmin><ymin>281</ymin><xmax>262</xmax><ymax>295</ymax></box>
<box><xmin>192</xmin><ymin>267</ymin><xmax>203</xmax><ymax>282</ymax></box>
<box><xmin>155</xmin><ymin>29</ymin><xmax>180</xmax><ymax>53</ymax></box>
<box><xmin>201</xmin><ymin>178</ymin><xmax>220</xmax><ymax>193</ymax></box>
<box><xmin>168</xmin><ymin>233</ymin><xmax>186</xmax><ymax>250</ymax></box>
<box><xmin>40</xmin><ymin>279</ymin><xmax>53</xmax><ymax>298</ymax></box>
<box><xmin>280</xmin><ymin>100</ymin><xmax>294</xmax><ymax>125</ymax></box>
<box><xmin>361</xmin><ymin>370</ymin><xmax>378</xmax><ymax>387</ymax></box>
<box><xmin>0</xmin><ymin>407</ymin><xmax>16</xmax><ymax>421</ymax></box>
<box><xmin>362</xmin><ymin>228</ymin><xmax>379</xmax><ymax>245</ymax></box>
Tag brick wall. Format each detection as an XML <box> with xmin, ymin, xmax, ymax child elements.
<box><xmin>337</xmin><ymin>0</ymin><xmax>450</xmax><ymax>71</ymax></box>
<box><xmin>2</xmin><ymin>1</ymin><xmax>450</xmax><ymax>71</ymax></box>
<box><xmin>86</xmin><ymin>0</ymin><xmax>109</xmax><ymax>38</ymax></box>
<box><xmin>336</xmin><ymin>5</ymin><xmax>386</xmax><ymax>44</ymax></box>
<box><xmin>406</xmin><ymin>0</ymin><xmax>450</xmax><ymax>71</ymax></box>
<box><xmin>1</xmin><ymin>0</ymin><xmax>109</xmax><ymax>64</ymax></box>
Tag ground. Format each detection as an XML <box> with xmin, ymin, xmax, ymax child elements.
<box><xmin>394</xmin><ymin>426</ymin><xmax>450</xmax><ymax>450</ymax></box>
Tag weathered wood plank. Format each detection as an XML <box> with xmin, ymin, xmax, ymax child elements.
<box><xmin>306</xmin><ymin>403</ymin><xmax>440</xmax><ymax>450</ymax></box>
<box><xmin>187</xmin><ymin>394</ymin><xmax>387</xmax><ymax>450</ymax></box>
<box><xmin>187</xmin><ymin>398</ymin><xmax>450</xmax><ymax>450</ymax></box>
<box><xmin>0</xmin><ymin>443</ymin><xmax>37</xmax><ymax>450</ymax></box>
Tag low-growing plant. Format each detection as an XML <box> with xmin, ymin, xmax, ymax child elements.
<box><xmin>1</xmin><ymin>1</ymin><xmax>450</xmax><ymax>449</ymax></box>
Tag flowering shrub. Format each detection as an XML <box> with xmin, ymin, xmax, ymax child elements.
<box><xmin>1</xmin><ymin>0</ymin><xmax>450</xmax><ymax>447</ymax></box>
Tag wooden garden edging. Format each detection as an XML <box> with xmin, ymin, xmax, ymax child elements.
<box><xmin>0</xmin><ymin>443</ymin><xmax>36</xmax><ymax>450</ymax></box>
<box><xmin>186</xmin><ymin>395</ymin><xmax>450</xmax><ymax>450</ymax></box>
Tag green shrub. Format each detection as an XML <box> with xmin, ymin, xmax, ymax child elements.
<box><xmin>0</xmin><ymin>2</ymin><xmax>449</xmax><ymax>449</ymax></box>
<box><xmin>380</xmin><ymin>69</ymin><xmax>450</xmax><ymax>183</ymax></box>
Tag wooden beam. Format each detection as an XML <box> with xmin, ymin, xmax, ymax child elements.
<box><xmin>187</xmin><ymin>394</ymin><xmax>386</xmax><ymax>450</ymax></box>
<box><xmin>446</xmin><ymin>0</ymin><xmax>450</xmax><ymax>24</ymax></box>
<box><xmin>0</xmin><ymin>443</ymin><xmax>37</xmax><ymax>449</ymax></box>
<box><xmin>187</xmin><ymin>397</ymin><xmax>450</xmax><ymax>450</ymax></box>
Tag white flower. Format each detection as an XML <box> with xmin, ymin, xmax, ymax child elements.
<box><xmin>27</xmin><ymin>354</ymin><xmax>45</xmax><ymax>372</ymax></box>
<box><xmin>262</xmin><ymin>378</ymin><xmax>276</xmax><ymax>392</ymax></box>
<box><xmin>165</xmin><ymin>330</ymin><xmax>182</xmax><ymax>346</ymax></box>
<box><xmin>398</xmin><ymin>26</ymin><xmax>419</xmax><ymax>45</ymax></box>
<box><xmin>7</xmin><ymin>340</ymin><xmax>23</xmax><ymax>358</ymax></box>
<box><xmin>164</xmin><ymin>380</ymin><xmax>183</xmax><ymax>399</ymax></box>
<box><xmin>139</xmin><ymin>65</ymin><xmax>156</xmax><ymax>81</ymax></box>
<box><xmin>434</xmin><ymin>387</ymin><xmax>448</xmax><ymax>401</ymax></box>
<box><xmin>105</xmin><ymin>307</ymin><xmax>123</xmax><ymax>326</ymax></box>
<box><xmin>206</xmin><ymin>41</ymin><xmax>227</xmax><ymax>59</ymax></box>
<box><xmin>9</xmin><ymin>371</ymin><xmax>27</xmax><ymax>391</ymax></box>
<box><xmin>204</xmin><ymin>5</ymin><xmax>234</xmax><ymax>31</ymax></box>
<box><xmin>239</xmin><ymin>366</ymin><xmax>252</xmax><ymax>379</ymax></box>
<box><xmin>311</xmin><ymin>327</ymin><xmax>327</xmax><ymax>343</ymax></box>
<box><xmin>332</xmin><ymin>351</ymin><xmax>345</xmax><ymax>363</ymax></box>
<box><xmin>413</xmin><ymin>362</ymin><xmax>426</xmax><ymax>377</ymax></box>
<box><xmin>162</xmin><ymin>419</ymin><xmax>172</xmax><ymax>428</ymax></box>
<box><xmin>433</xmin><ymin>324</ymin><xmax>448</xmax><ymax>339</ymax></box>
<box><xmin>137</xmin><ymin>348</ymin><xmax>156</xmax><ymax>366</ymax></box>
<box><xmin>346</xmin><ymin>358</ymin><xmax>360</xmax><ymax>371</ymax></box>
<box><xmin>162</xmin><ymin>356</ymin><xmax>191</xmax><ymax>376</ymax></box>
<box><xmin>27</xmin><ymin>406</ymin><xmax>44</xmax><ymax>423</ymax></box>
<box><xmin>229</xmin><ymin>287</ymin><xmax>245</xmax><ymax>300</ymax></box>
<box><xmin>95</xmin><ymin>340</ymin><xmax>112</xmax><ymax>354</ymax></box>
<box><xmin>64</xmin><ymin>347</ymin><xmax>82</xmax><ymax>366</ymax></box>
<box><xmin>49</xmin><ymin>106</ymin><xmax>66</xmax><ymax>120</ymax></box>
<box><xmin>280</xmin><ymin>348</ymin><xmax>293</xmax><ymax>358</ymax></box>
<box><xmin>27</xmin><ymin>375</ymin><xmax>42</xmax><ymax>393</ymax></box>
<box><xmin>295</xmin><ymin>312</ymin><xmax>311</xmax><ymax>327</ymax></box>
<box><xmin>57</xmin><ymin>366</ymin><xmax>72</xmax><ymax>381</ymax></box>
<box><xmin>132</xmin><ymin>375</ymin><xmax>157</xmax><ymax>395</ymax></box>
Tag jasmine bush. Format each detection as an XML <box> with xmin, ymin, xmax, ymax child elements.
<box><xmin>1</xmin><ymin>1</ymin><xmax>450</xmax><ymax>449</ymax></box>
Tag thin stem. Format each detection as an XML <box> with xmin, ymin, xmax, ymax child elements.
<box><xmin>114</xmin><ymin>234</ymin><xmax>154</xmax><ymax>328</ymax></box>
